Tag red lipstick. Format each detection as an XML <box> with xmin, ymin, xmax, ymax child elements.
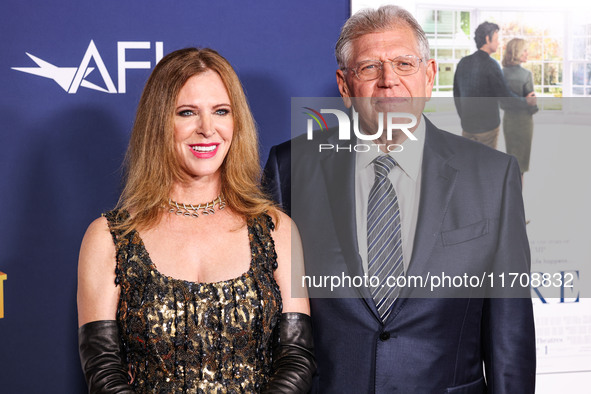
<box><xmin>189</xmin><ymin>143</ymin><xmax>219</xmax><ymax>159</ymax></box>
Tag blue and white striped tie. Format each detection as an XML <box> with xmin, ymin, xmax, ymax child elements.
<box><xmin>367</xmin><ymin>155</ymin><xmax>404</xmax><ymax>321</ymax></box>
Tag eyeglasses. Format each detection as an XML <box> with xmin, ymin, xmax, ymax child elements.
<box><xmin>347</xmin><ymin>55</ymin><xmax>423</xmax><ymax>81</ymax></box>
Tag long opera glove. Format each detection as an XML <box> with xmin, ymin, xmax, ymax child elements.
<box><xmin>263</xmin><ymin>313</ymin><xmax>316</xmax><ymax>393</ymax></box>
<box><xmin>78</xmin><ymin>320</ymin><xmax>134</xmax><ymax>393</ymax></box>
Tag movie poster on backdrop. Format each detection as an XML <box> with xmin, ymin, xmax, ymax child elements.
<box><xmin>353</xmin><ymin>0</ymin><xmax>591</xmax><ymax>390</ymax></box>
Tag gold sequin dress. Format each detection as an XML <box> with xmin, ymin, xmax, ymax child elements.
<box><xmin>105</xmin><ymin>210</ymin><xmax>282</xmax><ymax>393</ymax></box>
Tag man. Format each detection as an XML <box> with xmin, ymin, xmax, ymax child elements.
<box><xmin>453</xmin><ymin>21</ymin><xmax>537</xmax><ymax>149</ymax></box>
<box><xmin>264</xmin><ymin>6</ymin><xmax>535</xmax><ymax>393</ymax></box>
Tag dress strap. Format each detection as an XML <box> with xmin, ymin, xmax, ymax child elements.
<box><xmin>102</xmin><ymin>209</ymin><xmax>131</xmax><ymax>243</ymax></box>
<box><xmin>102</xmin><ymin>209</ymin><xmax>132</xmax><ymax>287</ymax></box>
<box><xmin>249</xmin><ymin>213</ymin><xmax>279</xmax><ymax>272</ymax></box>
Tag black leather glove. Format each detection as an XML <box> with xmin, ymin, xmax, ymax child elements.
<box><xmin>78</xmin><ymin>320</ymin><xmax>134</xmax><ymax>393</ymax></box>
<box><xmin>263</xmin><ymin>312</ymin><xmax>316</xmax><ymax>393</ymax></box>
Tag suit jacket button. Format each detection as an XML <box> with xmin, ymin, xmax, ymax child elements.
<box><xmin>379</xmin><ymin>331</ymin><xmax>390</xmax><ymax>341</ymax></box>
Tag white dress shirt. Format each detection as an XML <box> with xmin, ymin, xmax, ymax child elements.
<box><xmin>355</xmin><ymin>117</ymin><xmax>425</xmax><ymax>275</ymax></box>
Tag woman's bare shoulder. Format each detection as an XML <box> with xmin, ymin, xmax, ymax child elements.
<box><xmin>77</xmin><ymin>216</ymin><xmax>119</xmax><ymax>326</ymax></box>
<box><xmin>270</xmin><ymin>210</ymin><xmax>294</xmax><ymax>235</ymax></box>
<box><xmin>79</xmin><ymin>216</ymin><xmax>116</xmax><ymax>274</ymax></box>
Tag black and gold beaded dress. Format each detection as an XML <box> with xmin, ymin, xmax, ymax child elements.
<box><xmin>104</xmin><ymin>210</ymin><xmax>282</xmax><ymax>393</ymax></box>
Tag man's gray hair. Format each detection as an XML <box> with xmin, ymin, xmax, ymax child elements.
<box><xmin>335</xmin><ymin>5</ymin><xmax>430</xmax><ymax>70</ymax></box>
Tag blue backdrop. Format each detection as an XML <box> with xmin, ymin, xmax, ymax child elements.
<box><xmin>0</xmin><ymin>0</ymin><xmax>349</xmax><ymax>391</ymax></box>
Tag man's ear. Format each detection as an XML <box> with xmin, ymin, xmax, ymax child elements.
<box><xmin>424</xmin><ymin>59</ymin><xmax>437</xmax><ymax>99</ymax></box>
<box><xmin>336</xmin><ymin>69</ymin><xmax>352</xmax><ymax>108</ymax></box>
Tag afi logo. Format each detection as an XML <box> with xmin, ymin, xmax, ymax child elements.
<box><xmin>305</xmin><ymin>108</ymin><xmax>418</xmax><ymax>142</ymax></box>
<box><xmin>12</xmin><ymin>40</ymin><xmax>163</xmax><ymax>94</ymax></box>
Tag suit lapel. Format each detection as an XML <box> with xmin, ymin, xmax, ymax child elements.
<box><xmin>403</xmin><ymin>119</ymin><xmax>458</xmax><ymax>296</ymax></box>
<box><xmin>320</xmin><ymin>135</ymin><xmax>380</xmax><ymax>318</ymax></box>
<box><xmin>385</xmin><ymin>119</ymin><xmax>458</xmax><ymax>323</ymax></box>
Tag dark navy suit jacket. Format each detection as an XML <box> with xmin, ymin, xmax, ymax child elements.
<box><xmin>263</xmin><ymin>117</ymin><xmax>536</xmax><ymax>393</ymax></box>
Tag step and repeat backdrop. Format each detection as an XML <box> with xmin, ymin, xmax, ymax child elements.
<box><xmin>2</xmin><ymin>0</ymin><xmax>589</xmax><ymax>392</ymax></box>
<box><xmin>0</xmin><ymin>1</ymin><xmax>348</xmax><ymax>391</ymax></box>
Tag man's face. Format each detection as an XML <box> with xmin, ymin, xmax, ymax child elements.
<box><xmin>336</xmin><ymin>27</ymin><xmax>436</xmax><ymax>135</ymax></box>
<box><xmin>487</xmin><ymin>31</ymin><xmax>499</xmax><ymax>54</ymax></box>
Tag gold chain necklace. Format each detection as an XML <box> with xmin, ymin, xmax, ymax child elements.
<box><xmin>165</xmin><ymin>195</ymin><xmax>226</xmax><ymax>218</ymax></box>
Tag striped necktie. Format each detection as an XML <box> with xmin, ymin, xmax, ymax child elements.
<box><xmin>367</xmin><ymin>155</ymin><xmax>404</xmax><ymax>321</ymax></box>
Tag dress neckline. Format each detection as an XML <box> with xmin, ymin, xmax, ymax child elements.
<box><xmin>132</xmin><ymin>223</ymin><xmax>256</xmax><ymax>287</ymax></box>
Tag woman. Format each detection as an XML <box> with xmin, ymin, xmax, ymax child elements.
<box><xmin>77</xmin><ymin>48</ymin><xmax>315</xmax><ymax>393</ymax></box>
<box><xmin>501</xmin><ymin>38</ymin><xmax>538</xmax><ymax>183</ymax></box>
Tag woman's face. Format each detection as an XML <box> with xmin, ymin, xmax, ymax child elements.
<box><xmin>173</xmin><ymin>70</ymin><xmax>234</xmax><ymax>182</ymax></box>
<box><xmin>520</xmin><ymin>48</ymin><xmax>528</xmax><ymax>63</ymax></box>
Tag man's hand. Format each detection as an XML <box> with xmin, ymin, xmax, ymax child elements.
<box><xmin>526</xmin><ymin>91</ymin><xmax>537</xmax><ymax>106</ymax></box>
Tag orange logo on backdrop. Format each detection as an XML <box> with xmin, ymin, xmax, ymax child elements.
<box><xmin>0</xmin><ymin>271</ymin><xmax>6</xmax><ymax>318</ymax></box>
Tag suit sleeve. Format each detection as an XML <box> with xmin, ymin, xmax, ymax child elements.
<box><xmin>482</xmin><ymin>156</ymin><xmax>536</xmax><ymax>393</ymax></box>
<box><xmin>263</xmin><ymin>144</ymin><xmax>291</xmax><ymax>215</ymax></box>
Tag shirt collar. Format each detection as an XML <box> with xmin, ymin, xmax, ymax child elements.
<box><xmin>356</xmin><ymin>115</ymin><xmax>425</xmax><ymax>182</ymax></box>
